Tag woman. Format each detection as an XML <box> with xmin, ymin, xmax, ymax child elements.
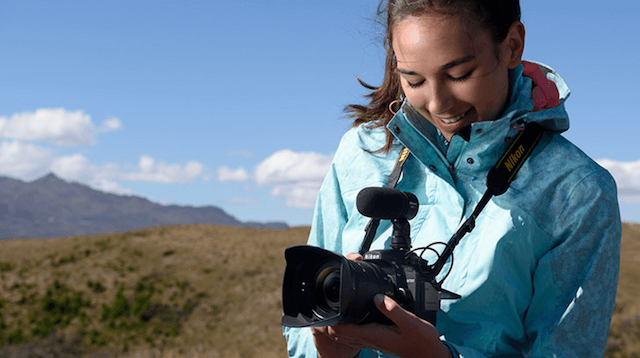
<box><xmin>284</xmin><ymin>0</ymin><xmax>621</xmax><ymax>357</ymax></box>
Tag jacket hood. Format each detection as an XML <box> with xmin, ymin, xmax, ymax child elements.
<box><xmin>503</xmin><ymin>60</ymin><xmax>570</xmax><ymax>133</ymax></box>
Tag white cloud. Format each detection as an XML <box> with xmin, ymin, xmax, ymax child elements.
<box><xmin>51</xmin><ymin>154</ymin><xmax>131</xmax><ymax>195</ymax></box>
<box><xmin>50</xmin><ymin>153</ymin><xmax>206</xmax><ymax>193</ymax></box>
<box><xmin>597</xmin><ymin>158</ymin><xmax>640</xmax><ymax>203</ymax></box>
<box><xmin>51</xmin><ymin>154</ymin><xmax>92</xmax><ymax>180</ymax></box>
<box><xmin>0</xmin><ymin>107</ymin><xmax>205</xmax><ymax>196</ymax></box>
<box><xmin>100</xmin><ymin>117</ymin><xmax>122</xmax><ymax>132</ymax></box>
<box><xmin>0</xmin><ymin>108</ymin><xmax>96</xmax><ymax>146</ymax></box>
<box><xmin>0</xmin><ymin>142</ymin><xmax>205</xmax><ymax>196</ymax></box>
<box><xmin>218</xmin><ymin>167</ymin><xmax>250</xmax><ymax>182</ymax></box>
<box><xmin>271</xmin><ymin>181</ymin><xmax>327</xmax><ymax>209</ymax></box>
<box><xmin>120</xmin><ymin>156</ymin><xmax>204</xmax><ymax>184</ymax></box>
<box><xmin>0</xmin><ymin>108</ymin><xmax>333</xmax><ymax>211</ymax></box>
<box><xmin>0</xmin><ymin>108</ymin><xmax>122</xmax><ymax>146</ymax></box>
<box><xmin>0</xmin><ymin>140</ymin><xmax>54</xmax><ymax>181</ymax></box>
<box><xmin>90</xmin><ymin>178</ymin><xmax>133</xmax><ymax>195</ymax></box>
<box><xmin>254</xmin><ymin>149</ymin><xmax>333</xmax><ymax>208</ymax></box>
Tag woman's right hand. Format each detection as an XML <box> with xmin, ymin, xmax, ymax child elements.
<box><xmin>311</xmin><ymin>253</ymin><xmax>363</xmax><ymax>358</ymax></box>
<box><xmin>311</xmin><ymin>325</ymin><xmax>361</xmax><ymax>358</ymax></box>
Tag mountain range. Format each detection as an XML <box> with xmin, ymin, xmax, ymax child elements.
<box><xmin>0</xmin><ymin>173</ymin><xmax>288</xmax><ymax>239</ymax></box>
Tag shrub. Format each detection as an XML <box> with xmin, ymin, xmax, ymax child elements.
<box><xmin>52</xmin><ymin>254</ymin><xmax>76</xmax><ymax>267</ymax></box>
<box><xmin>87</xmin><ymin>280</ymin><xmax>106</xmax><ymax>293</ymax></box>
<box><xmin>7</xmin><ymin>328</ymin><xmax>24</xmax><ymax>345</ymax></box>
<box><xmin>88</xmin><ymin>329</ymin><xmax>106</xmax><ymax>346</ymax></box>
<box><xmin>30</xmin><ymin>280</ymin><xmax>91</xmax><ymax>338</ymax></box>
<box><xmin>101</xmin><ymin>287</ymin><xmax>130</xmax><ymax>321</ymax></box>
<box><xmin>0</xmin><ymin>262</ymin><xmax>12</xmax><ymax>272</ymax></box>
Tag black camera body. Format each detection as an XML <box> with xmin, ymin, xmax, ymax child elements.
<box><xmin>281</xmin><ymin>187</ymin><xmax>458</xmax><ymax>328</ymax></box>
<box><xmin>281</xmin><ymin>243</ymin><xmax>443</xmax><ymax>327</ymax></box>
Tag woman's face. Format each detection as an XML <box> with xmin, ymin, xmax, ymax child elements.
<box><xmin>392</xmin><ymin>12</ymin><xmax>522</xmax><ymax>141</ymax></box>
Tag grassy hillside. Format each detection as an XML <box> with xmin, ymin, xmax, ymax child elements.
<box><xmin>0</xmin><ymin>224</ymin><xmax>309</xmax><ymax>357</ymax></box>
<box><xmin>0</xmin><ymin>222</ymin><xmax>638</xmax><ymax>357</ymax></box>
<box><xmin>607</xmin><ymin>222</ymin><xmax>640</xmax><ymax>357</ymax></box>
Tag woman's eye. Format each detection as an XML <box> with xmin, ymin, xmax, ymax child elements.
<box><xmin>406</xmin><ymin>70</ymin><xmax>472</xmax><ymax>88</ymax></box>
<box><xmin>407</xmin><ymin>80</ymin><xmax>425</xmax><ymax>88</ymax></box>
<box><xmin>449</xmin><ymin>71</ymin><xmax>473</xmax><ymax>82</ymax></box>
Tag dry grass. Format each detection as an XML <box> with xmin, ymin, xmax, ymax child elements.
<box><xmin>606</xmin><ymin>222</ymin><xmax>640</xmax><ymax>358</ymax></box>
<box><xmin>0</xmin><ymin>224</ymin><xmax>310</xmax><ymax>358</ymax></box>
<box><xmin>0</xmin><ymin>222</ymin><xmax>638</xmax><ymax>357</ymax></box>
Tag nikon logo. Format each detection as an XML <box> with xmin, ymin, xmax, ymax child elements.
<box><xmin>504</xmin><ymin>145</ymin><xmax>525</xmax><ymax>172</ymax></box>
<box><xmin>364</xmin><ymin>253</ymin><xmax>381</xmax><ymax>260</ymax></box>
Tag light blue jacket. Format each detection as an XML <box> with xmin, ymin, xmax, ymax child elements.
<box><xmin>283</xmin><ymin>62</ymin><xmax>621</xmax><ymax>357</ymax></box>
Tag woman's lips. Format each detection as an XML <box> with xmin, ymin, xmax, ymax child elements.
<box><xmin>438</xmin><ymin>108</ymin><xmax>473</xmax><ymax>124</ymax></box>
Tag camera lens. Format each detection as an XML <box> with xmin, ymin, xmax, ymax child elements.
<box><xmin>322</xmin><ymin>271</ymin><xmax>340</xmax><ymax>304</ymax></box>
<box><xmin>313</xmin><ymin>263</ymin><xmax>341</xmax><ymax>315</ymax></box>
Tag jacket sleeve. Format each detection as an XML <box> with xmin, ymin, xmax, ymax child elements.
<box><xmin>283</xmin><ymin>326</ymin><xmax>318</xmax><ymax>358</ymax></box>
<box><xmin>283</xmin><ymin>156</ymin><xmax>349</xmax><ymax>358</ymax></box>
<box><xmin>523</xmin><ymin>169</ymin><xmax>621</xmax><ymax>357</ymax></box>
<box><xmin>306</xmin><ymin>160</ymin><xmax>349</xmax><ymax>250</ymax></box>
<box><xmin>442</xmin><ymin>168</ymin><xmax>620</xmax><ymax>358</ymax></box>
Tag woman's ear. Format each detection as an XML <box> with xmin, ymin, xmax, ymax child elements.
<box><xmin>503</xmin><ymin>21</ymin><xmax>525</xmax><ymax>69</ymax></box>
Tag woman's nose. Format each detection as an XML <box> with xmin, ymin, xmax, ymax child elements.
<box><xmin>427</xmin><ymin>81</ymin><xmax>453</xmax><ymax>115</ymax></box>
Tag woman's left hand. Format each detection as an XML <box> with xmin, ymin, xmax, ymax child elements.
<box><xmin>326</xmin><ymin>294</ymin><xmax>453</xmax><ymax>358</ymax></box>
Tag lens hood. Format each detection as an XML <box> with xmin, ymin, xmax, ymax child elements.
<box><xmin>282</xmin><ymin>245</ymin><xmax>396</xmax><ymax>328</ymax></box>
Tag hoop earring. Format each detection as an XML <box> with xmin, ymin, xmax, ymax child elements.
<box><xmin>389</xmin><ymin>99</ymin><xmax>402</xmax><ymax>115</ymax></box>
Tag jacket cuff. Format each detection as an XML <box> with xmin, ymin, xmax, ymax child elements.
<box><xmin>441</xmin><ymin>340</ymin><xmax>460</xmax><ymax>358</ymax></box>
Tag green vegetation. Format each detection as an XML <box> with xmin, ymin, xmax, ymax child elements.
<box><xmin>0</xmin><ymin>223</ymin><xmax>636</xmax><ymax>357</ymax></box>
<box><xmin>87</xmin><ymin>280</ymin><xmax>106</xmax><ymax>293</ymax></box>
<box><xmin>3</xmin><ymin>237</ymin><xmax>157</xmax><ymax>354</ymax></box>
<box><xmin>97</xmin><ymin>276</ymin><xmax>191</xmax><ymax>349</ymax></box>
<box><xmin>51</xmin><ymin>254</ymin><xmax>77</xmax><ymax>267</ymax></box>
<box><xmin>31</xmin><ymin>280</ymin><xmax>91</xmax><ymax>339</ymax></box>
<box><xmin>0</xmin><ymin>262</ymin><xmax>13</xmax><ymax>272</ymax></box>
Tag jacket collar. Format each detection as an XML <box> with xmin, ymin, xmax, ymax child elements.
<box><xmin>387</xmin><ymin>61</ymin><xmax>570</xmax><ymax>159</ymax></box>
<box><xmin>386</xmin><ymin>62</ymin><xmax>570</xmax><ymax>185</ymax></box>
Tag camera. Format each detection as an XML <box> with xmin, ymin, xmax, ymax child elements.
<box><xmin>281</xmin><ymin>187</ymin><xmax>459</xmax><ymax>328</ymax></box>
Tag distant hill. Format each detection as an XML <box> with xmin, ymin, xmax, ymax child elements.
<box><xmin>0</xmin><ymin>173</ymin><xmax>288</xmax><ymax>239</ymax></box>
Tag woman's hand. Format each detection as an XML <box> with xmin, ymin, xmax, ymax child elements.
<box><xmin>312</xmin><ymin>253</ymin><xmax>453</xmax><ymax>358</ymax></box>
<box><xmin>311</xmin><ymin>324</ymin><xmax>362</xmax><ymax>358</ymax></box>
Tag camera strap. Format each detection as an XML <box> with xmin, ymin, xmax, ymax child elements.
<box><xmin>359</xmin><ymin>122</ymin><xmax>545</xmax><ymax>260</ymax></box>
<box><xmin>359</xmin><ymin>147</ymin><xmax>411</xmax><ymax>255</ymax></box>
<box><xmin>428</xmin><ymin>122</ymin><xmax>544</xmax><ymax>275</ymax></box>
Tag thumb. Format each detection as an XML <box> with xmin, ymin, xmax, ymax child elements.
<box><xmin>346</xmin><ymin>253</ymin><xmax>363</xmax><ymax>261</ymax></box>
<box><xmin>373</xmin><ymin>294</ymin><xmax>416</xmax><ymax>328</ymax></box>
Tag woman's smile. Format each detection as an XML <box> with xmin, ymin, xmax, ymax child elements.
<box><xmin>436</xmin><ymin>107</ymin><xmax>474</xmax><ymax>124</ymax></box>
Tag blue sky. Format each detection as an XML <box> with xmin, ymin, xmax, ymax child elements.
<box><xmin>1</xmin><ymin>0</ymin><xmax>638</xmax><ymax>226</ymax></box>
